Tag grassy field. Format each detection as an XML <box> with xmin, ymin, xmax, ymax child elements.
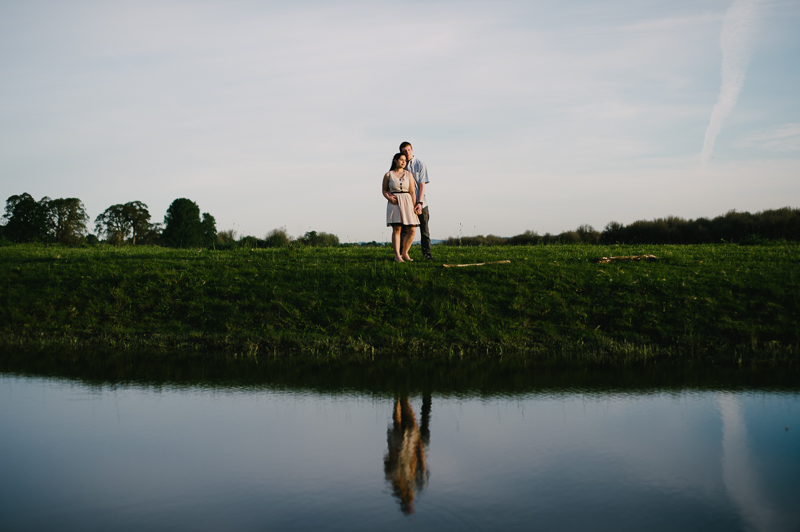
<box><xmin>0</xmin><ymin>243</ymin><xmax>798</xmax><ymax>362</ymax></box>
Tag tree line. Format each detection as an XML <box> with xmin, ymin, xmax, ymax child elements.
<box><xmin>445</xmin><ymin>207</ymin><xmax>800</xmax><ymax>246</ymax></box>
<box><xmin>0</xmin><ymin>193</ymin><xmax>340</xmax><ymax>249</ymax></box>
<box><xmin>0</xmin><ymin>193</ymin><xmax>216</xmax><ymax>248</ymax></box>
<box><xmin>216</xmin><ymin>227</ymin><xmax>340</xmax><ymax>248</ymax></box>
<box><xmin>3</xmin><ymin>194</ymin><xmax>796</xmax><ymax>248</ymax></box>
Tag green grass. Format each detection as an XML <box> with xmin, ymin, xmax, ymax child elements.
<box><xmin>0</xmin><ymin>243</ymin><xmax>798</xmax><ymax>362</ymax></box>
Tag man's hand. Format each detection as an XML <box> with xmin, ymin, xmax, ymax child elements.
<box><xmin>389</xmin><ymin>194</ymin><xmax>398</xmax><ymax>205</ymax></box>
<box><xmin>414</xmin><ymin>204</ymin><xmax>422</xmax><ymax>215</ymax></box>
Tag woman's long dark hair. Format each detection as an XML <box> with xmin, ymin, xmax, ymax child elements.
<box><xmin>390</xmin><ymin>153</ymin><xmax>406</xmax><ymax>171</ymax></box>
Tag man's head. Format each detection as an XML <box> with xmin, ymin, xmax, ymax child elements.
<box><xmin>399</xmin><ymin>142</ymin><xmax>413</xmax><ymax>160</ymax></box>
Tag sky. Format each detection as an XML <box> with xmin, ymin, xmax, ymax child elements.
<box><xmin>1</xmin><ymin>0</ymin><xmax>798</xmax><ymax>243</ymax></box>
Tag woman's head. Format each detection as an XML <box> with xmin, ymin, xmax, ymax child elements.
<box><xmin>391</xmin><ymin>153</ymin><xmax>407</xmax><ymax>171</ymax></box>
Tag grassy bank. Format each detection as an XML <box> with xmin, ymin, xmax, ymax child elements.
<box><xmin>1</xmin><ymin>243</ymin><xmax>798</xmax><ymax>362</ymax></box>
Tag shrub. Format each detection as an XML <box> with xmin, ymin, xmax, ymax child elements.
<box><xmin>298</xmin><ymin>230</ymin><xmax>339</xmax><ymax>247</ymax></box>
<box><xmin>575</xmin><ymin>224</ymin><xmax>600</xmax><ymax>244</ymax></box>
<box><xmin>443</xmin><ymin>234</ymin><xmax>508</xmax><ymax>246</ymax></box>
<box><xmin>558</xmin><ymin>231</ymin><xmax>581</xmax><ymax>243</ymax></box>
<box><xmin>217</xmin><ymin>229</ymin><xmax>237</xmax><ymax>245</ymax></box>
<box><xmin>265</xmin><ymin>227</ymin><xmax>291</xmax><ymax>248</ymax></box>
<box><xmin>240</xmin><ymin>236</ymin><xmax>259</xmax><ymax>248</ymax></box>
<box><xmin>508</xmin><ymin>230</ymin><xmax>541</xmax><ymax>246</ymax></box>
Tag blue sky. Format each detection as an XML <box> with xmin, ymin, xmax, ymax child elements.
<box><xmin>1</xmin><ymin>0</ymin><xmax>798</xmax><ymax>242</ymax></box>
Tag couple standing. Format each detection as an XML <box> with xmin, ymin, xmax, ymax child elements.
<box><xmin>381</xmin><ymin>141</ymin><xmax>432</xmax><ymax>262</ymax></box>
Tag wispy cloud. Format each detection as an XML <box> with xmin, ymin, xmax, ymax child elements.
<box><xmin>701</xmin><ymin>0</ymin><xmax>768</xmax><ymax>165</ymax></box>
<box><xmin>736</xmin><ymin>122</ymin><xmax>800</xmax><ymax>151</ymax></box>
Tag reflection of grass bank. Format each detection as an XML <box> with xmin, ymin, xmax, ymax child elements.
<box><xmin>3</xmin><ymin>348</ymin><xmax>799</xmax><ymax>391</ymax></box>
<box><xmin>1</xmin><ymin>243</ymin><xmax>798</xmax><ymax>362</ymax></box>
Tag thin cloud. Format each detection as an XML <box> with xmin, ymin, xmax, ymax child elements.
<box><xmin>737</xmin><ymin>123</ymin><xmax>800</xmax><ymax>151</ymax></box>
<box><xmin>701</xmin><ymin>0</ymin><xmax>768</xmax><ymax>165</ymax></box>
<box><xmin>621</xmin><ymin>12</ymin><xmax>722</xmax><ymax>32</ymax></box>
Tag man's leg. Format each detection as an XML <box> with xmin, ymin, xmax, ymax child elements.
<box><xmin>419</xmin><ymin>207</ymin><xmax>431</xmax><ymax>258</ymax></box>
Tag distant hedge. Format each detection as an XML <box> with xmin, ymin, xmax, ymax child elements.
<box><xmin>445</xmin><ymin>207</ymin><xmax>800</xmax><ymax>246</ymax></box>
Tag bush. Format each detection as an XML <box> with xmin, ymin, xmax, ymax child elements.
<box><xmin>443</xmin><ymin>234</ymin><xmax>508</xmax><ymax>246</ymax></box>
<box><xmin>240</xmin><ymin>236</ymin><xmax>259</xmax><ymax>248</ymax></box>
<box><xmin>217</xmin><ymin>229</ymin><xmax>237</xmax><ymax>245</ymax></box>
<box><xmin>508</xmin><ymin>230</ymin><xmax>541</xmax><ymax>246</ymax></box>
<box><xmin>575</xmin><ymin>224</ymin><xmax>600</xmax><ymax>244</ymax></box>
<box><xmin>265</xmin><ymin>227</ymin><xmax>291</xmax><ymax>248</ymax></box>
<box><xmin>557</xmin><ymin>231</ymin><xmax>579</xmax><ymax>243</ymax></box>
<box><xmin>598</xmin><ymin>207</ymin><xmax>800</xmax><ymax>245</ymax></box>
<box><xmin>298</xmin><ymin>230</ymin><xmax>339</xmax><ymax>247</ymax></box>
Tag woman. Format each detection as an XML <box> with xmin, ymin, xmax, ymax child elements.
<box><xmin>384</xmin><ymin>394</ymin><xmax>430</xmax><ymax>515</ymax></box>
<box><xmin>382</xmin><ymin>153</ymin><xmax>419</xmax><ymax>262</ymax></box>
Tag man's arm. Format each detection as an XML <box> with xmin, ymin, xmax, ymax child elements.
<box><xmin>417</xmin><ymin>160</ymin><xmax>429</xmax><ymax>204</ymax></box>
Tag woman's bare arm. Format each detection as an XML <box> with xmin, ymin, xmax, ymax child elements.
<box><xmin>382</xmin><ymin>173</ymin><xmax>397</xmax><ymax>204</ymax></box>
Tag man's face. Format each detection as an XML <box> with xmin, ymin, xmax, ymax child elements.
<box><xmin>401</xmin><ymin>145</ymin><xmax>413</xmax><ymax>160</ymax></box>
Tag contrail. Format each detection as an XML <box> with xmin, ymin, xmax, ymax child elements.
<box><xmin>701</xmin><ymin>0</ymin><xmax>767</xmax><ymax>165</ymax></box>
<box><xmin>718</xmin><ymin>394</ymin><xmax>783</xmax><ymax>531</ymax></box>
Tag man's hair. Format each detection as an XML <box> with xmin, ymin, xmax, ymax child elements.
<box><xmin>399</xmin><ymin>141</ymin><xmax>412</xmax><ymax>151</ymax></box>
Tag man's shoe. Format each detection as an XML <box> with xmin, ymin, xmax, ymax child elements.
<box><xmin>424</xmin><ymin>254</ymin><xmax>434</xmax><ymax>261</ymax></box>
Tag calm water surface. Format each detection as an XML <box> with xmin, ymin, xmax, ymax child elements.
<box><xmin>1</xmin><ymin>357</ymin><xmax>798</xmax><ymax>531</ymax></box>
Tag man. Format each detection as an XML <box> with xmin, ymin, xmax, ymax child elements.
<box><xmin>400</xmin><ymin>141</ymin><xmax>433</xmax><ymax>260</ymax></box>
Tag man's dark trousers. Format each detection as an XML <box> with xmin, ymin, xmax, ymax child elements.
<box><xmin>403</xmin><ymin>207</ymin><xmax>431</xmax><ymax>257</ymax></box>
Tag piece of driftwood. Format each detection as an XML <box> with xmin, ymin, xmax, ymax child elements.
<box><xmin>594</xmin><ymin>254</ymin><xmax>658</xmax><ymax>264</ymax></box>
<box><xmin>443</xmin><ymin>260</ymin><xmax>511</xmax><ymax>268</ymax></box>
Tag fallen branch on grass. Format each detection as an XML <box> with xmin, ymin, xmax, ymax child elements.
<box><xmin>594</xmin><ymin>255</ymin><xmax>658</xmax><ymax>264</ymax></box>
<box><xmin>443</xmin><ymin>260</ymin><xmax>511</xmax><ymax>268</ymax></box>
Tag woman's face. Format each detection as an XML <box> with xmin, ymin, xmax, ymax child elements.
<box><xmin>396</xmin><ymin>155</ymin><xmax>407</xmax><ymax>169</ymax></box>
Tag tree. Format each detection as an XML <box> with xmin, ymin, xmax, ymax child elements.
<box><xmin>124</xmin><ymin>201</ymin><xmax>151</xmax><ymax>245</ymax></box>
<box><xmin>139</xmin><ymin>222</ymin><xmax>163</xmax><ymax>245</ymax></box>
<box><xmin>201</xmin><ymin>212</ymin><xmax>217</xmax><ymax>247</ymax></box>
<box><xmin>45</xmin><ymin>198</ymin><xmax>89</xmax><ymax>244</ymax></box>
<box><xmin>162</xmin><ymin>198</ymin><xmax>203</xmax><ymax>248</ymax></box>
<box><xmin>3</xmin><ymin>193</ymin><xmax>50</xmax><ymax>243</ymax></box>
<box><xmin>95</xmin><ymin>201</ymin><xmax>152</xmax><ymax>245</ymax></box>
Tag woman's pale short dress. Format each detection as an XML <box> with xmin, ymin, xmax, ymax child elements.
<box><xmin>386</xmin><ymin>170</ymin><xmax>420</xmax><ymax>227</ymax></box>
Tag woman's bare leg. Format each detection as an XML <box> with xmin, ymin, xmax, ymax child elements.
<box><xmin>401</xmin><ymin>226</ymin><xmax>416</xmax><ymax>261</ymax></box>
<box><xmin>391</xmin><ymin>225</ymin><xmax>404</xmax><ymax>261</ymax></box>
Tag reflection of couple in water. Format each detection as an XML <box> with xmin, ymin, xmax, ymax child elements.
<box><xmin>381</xmin><ymin>141</ymin><xmax>432</xmax><ymax>263</ymax></box>
<box><xmin>384</xmin><ymin>394</ymin><xmax>431</xmax><ymax>514</ymax></box>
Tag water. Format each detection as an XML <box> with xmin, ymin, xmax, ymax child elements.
<box><xmin>1</xmin><ymin>356</ymin><xmax>798</xmax><ymax>531</ymax></box>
